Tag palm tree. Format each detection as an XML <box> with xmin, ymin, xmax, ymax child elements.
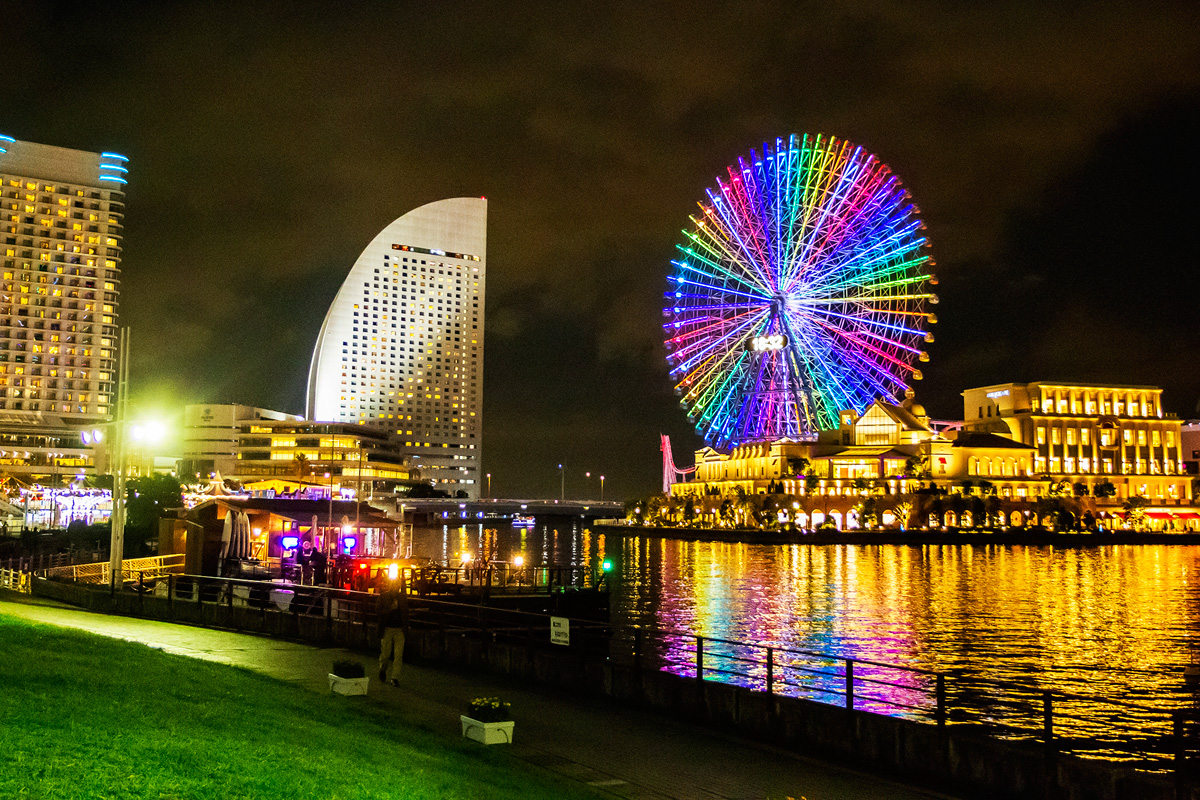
<box><xmin>295</xmin><ymin>452</ymin><xmax>311</xmax><ymax>480</ymax></box>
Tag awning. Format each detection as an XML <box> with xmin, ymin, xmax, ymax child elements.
<box><xmin>1142</xmin><ymin>511</ymin><xmax>1200</xmax><ymax>520</ymax></box>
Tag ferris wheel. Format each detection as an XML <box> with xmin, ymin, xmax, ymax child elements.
<box><xmin>664</xmin><ymin>134</ymin><xmax>938</xmax><ymax>450</ymax></box>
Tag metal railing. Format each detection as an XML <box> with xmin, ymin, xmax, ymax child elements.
<box><xmin>158</xmin><ymin>573</ymin><xmax>382</xmax><ymax>626</ymax></box>
<box><xmin>0</xmin><ymin>567</ymin><xmax>30</xmax><ymax>592</ymax></box>
<box><xmin>403</xmin><ymin>564</ymin><xmax>603</xmax><ymax>596</ymax></box>
<box><xmin>1</xmin><ymin>551</ymin><xmax>85</xmax><ymax>573</ymax></box>
<box><xmin>37</xmin><ymin>554</ymin><xmax>186</xmax><ymax>585</ymax></box>
<box><xmin>604</xmin><ymin>625</ymin><xmax>1195</xmax><ymax>771</ymax></box>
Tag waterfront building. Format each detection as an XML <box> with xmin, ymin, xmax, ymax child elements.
<box><xmin>670</xmin><ymin>383</ymin><xmax>1197</xmax><ymax>530</ymax></box>
<box><xmin>0</xmin><ymin>136</ymin><xmax>126</xmax><ymax>481</ymax></box>
<box><xmin>961</xmin><ymin>382</ymin><xmax>1190</xmax><ymax>504</ymax></box>
<box><xmin>179</xmin><ymin>403</ymin><xmax>418</xmax><ymax>494</ymax></box>
<box><xmin>306</xmin><ymin>198</ymin><xmax>485</xmax><ymax>498</ymax></box>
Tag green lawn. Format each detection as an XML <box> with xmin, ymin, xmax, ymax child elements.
<box><xmin>0</xmin><ymin>616</ymin><xmax>600</xmax><ymax>800</ymax></box>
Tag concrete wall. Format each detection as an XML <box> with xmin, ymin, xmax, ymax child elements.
<box><xmin>31</xmin><ymin>578</ymin><xmax>1196</xmax><ymax>800</ymax></box>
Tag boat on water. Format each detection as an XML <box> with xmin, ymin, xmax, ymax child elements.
<box><xmin>511</xmin><ymin>515</ymin><xmax>536</xmax><ymax>527</ymax></box>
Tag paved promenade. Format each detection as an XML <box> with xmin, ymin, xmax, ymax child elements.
<box><xmin>1</xmin><ymin>593</ymin><xmax>957</xmax><ymax>800</ymax></box>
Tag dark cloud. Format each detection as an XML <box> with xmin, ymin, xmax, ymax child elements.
<box><xmin>3</xmin><ymin>0</ymin><xmax>1199</xmax><ymax>497</ymax></box>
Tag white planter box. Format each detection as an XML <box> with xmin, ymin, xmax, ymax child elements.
<box><xmin>460</xmin><ymin>715</ymin><xmax>515</xmax><ymax>745</ymax></box>
<box><xmin>328</xmin><ymin>674</ymin><xmax>369</xmax><ymax>696</ymax></box>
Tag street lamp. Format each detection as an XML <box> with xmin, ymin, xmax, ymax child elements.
<box><xmin>486</xmin><ymin>472</ymin><xmax>492</xmax><ymax>498</ymax></box>
<box><xmin>600</xmin><ymin>475</ymin><xmax>605</xmax><ymax>502</ymax></box>
<box><xmin>585</xmin><ymin>471</ymin><xmax>592</xmax><ymax>500</ymax></box>
<box><xmin>558</xmin><ymin>463</ymin><xmax>564</xmax><ymax>501</ymax></box>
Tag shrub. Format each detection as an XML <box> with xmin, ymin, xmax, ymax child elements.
<box><xmin>467</xmin><ymin>697</ymin><xmax>511</xmax><ymax>722</ymax></box>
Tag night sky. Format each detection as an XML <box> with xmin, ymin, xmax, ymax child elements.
<box><xmin>4</xmin><ymin>2</ymin><xmax>1199</xmax><ymax>499</ymax></box>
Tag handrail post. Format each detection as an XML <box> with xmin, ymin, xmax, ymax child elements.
<box><xmin>845</xmin><ymin>659</ymin><xmax>854</xmax><ymax>711</ymax></box>
<box><xmin>139</xmin><ymin>571</ymin><xmax>145</xmax><ymax>614</ymax></box>
<box><xmin>766</xmin><ymin>646</ymin><xmax>775</xmax><ymax>695</ymax></box>
<box><xmin>1042</xmin><ymin>692</ymin><xmax>1055</xmax><ymax>753</ymax></box>
<box><xmin>696</xmin><ymin>636</ymin><xmax>704</xmax><ymax>682</ymax></box>
<box><xmin>935</xmin><ymin>674</ymin><xmax>946</xmax><ymax>728</ymax></box>
<box><xmin>168</xmin><ymin>573</ymin><xmax>174</xmax><ymax>620</ymax></box>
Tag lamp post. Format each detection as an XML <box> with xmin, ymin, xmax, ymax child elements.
<box><xmin>600</xmin><ymin>475</ymin><xmax>605</xmax><ymax>502</ymax></box>
<box><xmin>108</xmin><ymin>328</ymin><xmax>130</xmax><ymax>593</ymax></box>
<box><xmin>558</xmin><ymin>463</ymin><xmax>564</xmax><ymax>501</ymax></box>
<box><xmin>486</xmin><ymin>472</ymin><xmax>492</xmax><ymax>499</ymax></box>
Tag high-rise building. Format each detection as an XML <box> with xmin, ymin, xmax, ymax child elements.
<box><xmin>307</xmin><ymin>198</ymin><xmax>485</xmax><ymax>498</ymax></box>
<box><xmin>0</xmin><ymin>135</ymin><xmax>126</xmax><ymax>481</ymax></box>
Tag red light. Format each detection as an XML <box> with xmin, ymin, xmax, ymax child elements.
<box><xmin>358</xmin><ymin>563</ymin><xmax>368</xmax><ymax>570</ymax></box>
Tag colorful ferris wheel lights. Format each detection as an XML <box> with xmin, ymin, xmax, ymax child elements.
<box><xmin>664</xmin><ymin>134</ymin><xmax>937</xmax><ymax>449</ymax></box>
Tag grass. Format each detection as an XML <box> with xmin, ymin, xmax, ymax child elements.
<box><xmin>0</xmin><ymin>616</ymin><xmax>601</xmax><ymax>800</ymax></box>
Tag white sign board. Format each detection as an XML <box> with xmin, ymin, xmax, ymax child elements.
<box><xmin>550</xmin><ymin>616</ymin><xmax>570</xmax><ymax>646</ymax></box>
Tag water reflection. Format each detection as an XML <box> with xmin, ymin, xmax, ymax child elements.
<box><xmin>407</xmin><ymin>524</ymin><xmax>1199</xmax><ymax>748</ymax></box>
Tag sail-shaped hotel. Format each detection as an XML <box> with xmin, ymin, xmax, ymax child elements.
<box><xmin>307</xmin><ymin>198</ymin><xmax>485</xmax><ymax>498</ymax></box>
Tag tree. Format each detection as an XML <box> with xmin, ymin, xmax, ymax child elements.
<box><xmin>857</xmin><ymin>496</ymin><xmax>879</xmax><ymax>529</ymax></box>
<box><xmin>985</xmin><ymin>494</ymin><xmax>1003</xmax><ymax>528</ymax></box>
<box><xmin>1048</xmin><ymin>478</ymin><xmax>1072</xmax><ymax>498</ymax></box>
<box><xmin>1094</xmin><ymin>482</ymin><xmax>1117</xmax><ymax>499</ymax></box>
<box><xmin>903</xmin><ymin>456</ymin><xmax>930</xmax><ymax>479</ymax></box>
<box><xmin>1122</xmin><ymin>495</ymin><xmax>1149</xmax><ymax>530</ymax></box>
<box><xmin>1073</xmin><ymin>482</ymin><xmax>1089</xmax><ymax>497</ymax></box>
<box><xmin>295</xmin><ymin>452</ymin><xmax>311</xmax><ymax>480</ymax></box>
<box><xmin>124</xmin><ymin>474</ymin><xmax>184</xmax><ymax>556</ymax></box>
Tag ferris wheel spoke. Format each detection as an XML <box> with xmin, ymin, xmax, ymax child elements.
<box><xmin>805</xmin><ymin>306</ymin><xmax>928</xmax><ymax>340</ymax></box>
<box><xmin>686</xmin><ymin>217</ymin><xmax>770</xmax><ymax>279</ymax></box>
<box><xmin>715</xmin><ymin>178</ymin><xmax>772</xmax><ymax>291</ymax></box>
<box><xmin>809</xmin><ymin>316</ymin><xmax>924</xmax><ymax>376</ymax></box>
<box><xmin>668</xmin><ymin>308</ymin><xmax>767</xmax><ymax>352</ymax></box>
<box><xmin>674</xmin><ymin>241</ymin><xmax>771</xmax><ymax>297</ymax></box>
<box><xmin>710</xmin><ymin>184</ymin><xmax>773</xmax><ymax>291</ymax></box>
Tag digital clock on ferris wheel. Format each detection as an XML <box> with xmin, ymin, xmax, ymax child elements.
<box><xmin>747</xmin><ymin>334</ymin><xmax>788</xmax><ymax>352</ymax></box>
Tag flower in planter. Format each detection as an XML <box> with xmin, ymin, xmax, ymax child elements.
<box><xmin>467</xmin><ymin>697</ymin><xmax>512</xmax><ymax>723</ymax></box>
<box><xmin>332</xmin><ymin>660</ymin><xmax>366</xmax><ymax>679</ymax></box>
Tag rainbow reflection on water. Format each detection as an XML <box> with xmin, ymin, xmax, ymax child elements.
<box><xmin>410</xmin><ymin>524</ymin><xmax>1200</xmax><ymax>757</ymax></box>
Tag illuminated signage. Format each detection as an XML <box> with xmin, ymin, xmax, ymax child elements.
<box><xmin>748</xmin><ymin>334</ymin><xmax>788</xmax><ymax>352</ymax></box>
<box><xmin>986</xmin><ymin>390</ymin><xmax>1010</xmax><ymax>399</ymax></box>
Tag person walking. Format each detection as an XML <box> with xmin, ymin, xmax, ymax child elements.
<box><xmin>377</xmin><ymin>590</ymin><xmax>408</xmax><ymax>686</ymax></box>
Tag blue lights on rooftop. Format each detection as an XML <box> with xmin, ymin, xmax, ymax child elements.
<box><xmin>0</xmin><ymin>134</ymin><xmax>12</xmax><ymax>154</ymax></box>
<box><xmin>98</xmin><ymin>152</ymin><xmax>129</xmax><ymax>186</ymax></box>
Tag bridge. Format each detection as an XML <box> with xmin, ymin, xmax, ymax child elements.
<box><xmin>375</xmin><ymin>497</ymin><xmax>624</xmax><ymax>524</ymax></box>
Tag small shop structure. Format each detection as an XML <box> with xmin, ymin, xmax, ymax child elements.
<box><xmin>161</xmin><ymin>497</ymin><xmax>406</xmax><ymax>580</ymax></box>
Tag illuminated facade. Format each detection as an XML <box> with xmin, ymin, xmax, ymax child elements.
<box><xmin>962</xmin><ymin>382</ymin><xmax>1189</xmax><ymax>503</ymax></box>
<box><xmin>180</xmin><ymin>403</ymin><xmax>417</xmax><ymax>492</ymax></box>
<box><xmin>670</xmin><ymin>384</ymin><xmax>1196</xmax><ymax>530</ymax></box>
<box><xmin>180</xmin><ymin>404</ymin><xmax>303</xmax><ymax>479</ymax></box>
<box><xmin>0</xmin><ymin>136</ymin><xmax>126</xmax><ymax>481</ymax></box>
<box><xmin>306</xmin><ymin>198</ymin><xmax>485</xmax><ymax>498</ymax></box>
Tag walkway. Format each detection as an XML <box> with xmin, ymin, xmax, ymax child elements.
<box><xmin>1</xmin><ymin>593</ymin><xmax>958</xmax><ymax>800</ymax></box>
